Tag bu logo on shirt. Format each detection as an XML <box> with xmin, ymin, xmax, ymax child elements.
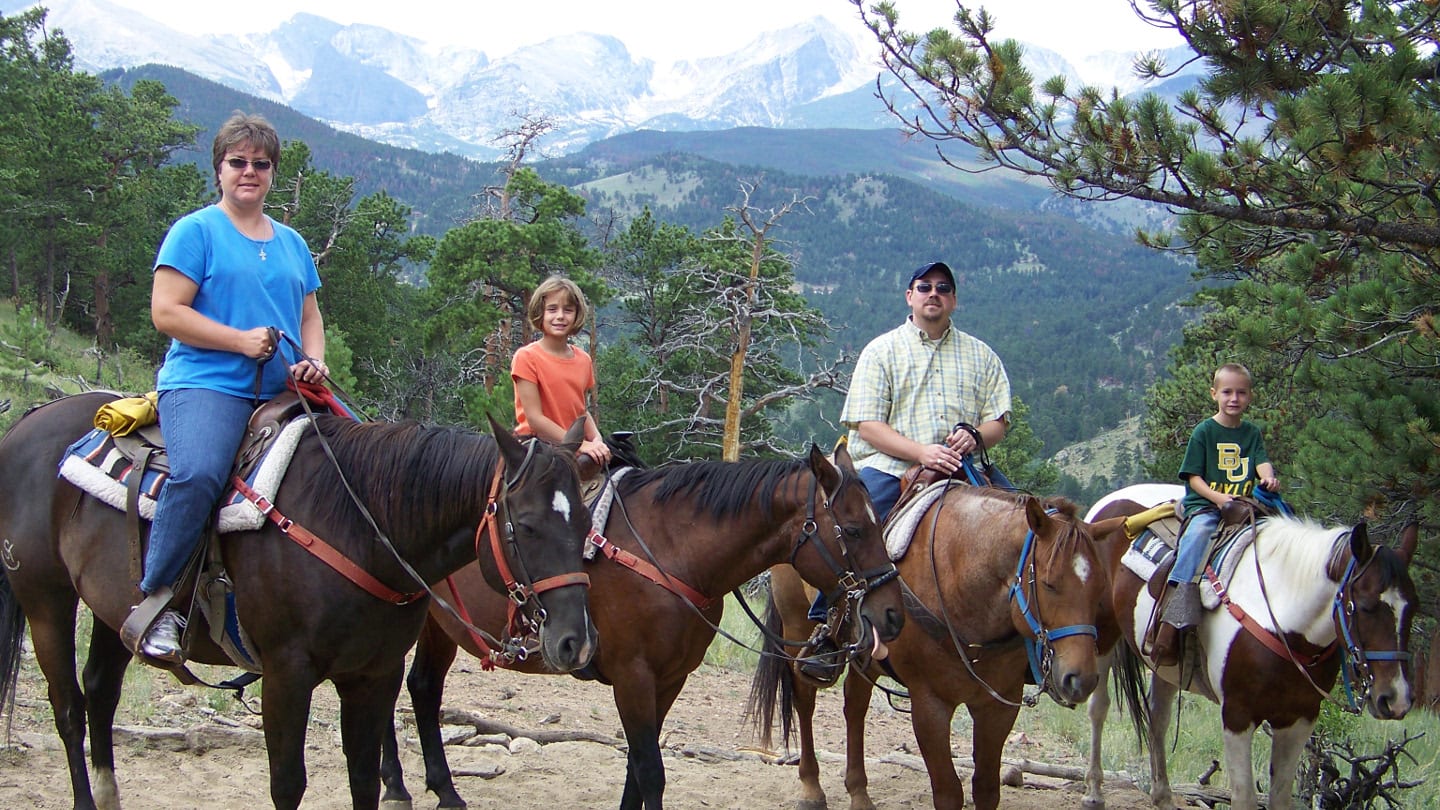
<box><xmin>1216</xmin><ymin>442</ymin><xmax>1250</xmax><ymax>483</ymax></box>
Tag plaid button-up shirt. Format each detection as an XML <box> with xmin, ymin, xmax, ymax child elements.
<box><xmin>840</xmin><ymin>318</ymin><xmax>1011</xmax><ymax>477</ymax></box>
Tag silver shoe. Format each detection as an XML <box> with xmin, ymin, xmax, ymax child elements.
<box><xmin>140</xmin><ymin>610</ymin><xmax>186</xmax><ymax>664</ymax></box>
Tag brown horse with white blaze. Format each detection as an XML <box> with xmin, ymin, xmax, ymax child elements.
<box><xmin>750</xmin><ymin>487</ymin><xmax>1125</xmax><ymax>810</ymax></box>
<box><xmin>0</xmin><ymin>392</ymin><xmax>597</xmax><ymax>810</ymax></box>
<box><xmin>1083</xmin><ymin>483</ymin><xmax>1418</xmax><ymax>810</ymax></box>
<box><xmin>378</xmin><ymin>442</ymin><xmax>905</xmax><ymax>810</ymax></box>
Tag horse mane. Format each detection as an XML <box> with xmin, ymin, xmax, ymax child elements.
<box><xmin>1252</xmin><ymin>515</ymin><xmax>1352</xmax><ymax>580</ymax></box>
<box><xmin>615</xmin><ymin>458</ymin><xmax>811</xmax><ymax>521</ymax></box>
<box><xmin>300</xmin><ymin>414</ymin><xmax>501</xmax><ymax>539</ymax></box>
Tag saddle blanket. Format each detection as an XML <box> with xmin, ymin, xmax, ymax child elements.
<box><xmin>883</xmin><ymin>481</ymin><xmax>952</xmax><ymax>561</ymax></box>
<box><xmin>583</xmin><ymin>466</ymin><xmax>636</xmax><ymax>559</ymax></box>
<box><xmin>1120</xmin><ymin>527</ymin><xmax>1251</xmax><ymax>611</ymax></box>
<box><xmin>58</xmin><ymin>417</ymin><xmax>310</xmax><ymax>533</ymax></box>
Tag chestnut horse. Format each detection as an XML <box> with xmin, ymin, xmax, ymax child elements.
<box><xmin>377</xmin><ymin>443</ymin><xmax>906</xmax><ymax>810</ymax></box>
<box><xmin>0</xmin><ymin>392</ymin><xmax>598</xmax><ymax>810</ymax></box>
<box><xmin>749</xmin><ymin>487</ymin><xmax>1125</xmax><ymax>810</ymax></box>
<box><xmin>1083</xmin><ymin>483</ymin><xmax>1418</xmax><ymax>810</ymax></box>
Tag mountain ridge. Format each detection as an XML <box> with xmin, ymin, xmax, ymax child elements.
<box><xmin>31</xmin><ymin>0</ymin><xmax>1204</xmax><ymax>159</ymax></box>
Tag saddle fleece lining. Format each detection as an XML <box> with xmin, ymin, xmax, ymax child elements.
<box><xmin>57</xmin><ymin>417</ymin><xmax>309</xmax><ymax>534</ymax></box>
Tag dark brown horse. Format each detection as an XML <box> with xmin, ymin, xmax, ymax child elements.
<box><xmin>1082</xmin><ymin>483</ymin><xmax>1418</xmax><ymax>810</ymax></box>
<box><xmin>377</xmin><ymin>443</ymin><xmax>905</xmax><ymax>810</ymax></box>
<box><xmin>0</xmin><ymin>391</ymin><xmax>598</xmax><ymax>810</ymax></box>
<box><xmin>749</xmin><ymin>487</ymin><xmax>1124</xmax><ymax>810</ymax></box>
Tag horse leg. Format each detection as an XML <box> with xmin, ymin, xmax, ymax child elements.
<box><xmin>24</xmin><ymin>592</ymin><xmax>103</xmax><ymax>810</ymax></box>
<box><xmin>614</xmin><ymin>672</ymin><xmax>667</xmax><ymax>810</ymax></box>
<box><xmin>261</xmin><ymin>667</ymin><xmax>321</xmax><ymax>810</ymax></box>
<box><xmin>335</xmin><ymin>662</ymin><xmax>408</xmax><ymax>810</ymax></box>
<box><xmin>840</xmin><ymin>669</ymin><xmax>877</xmax><ymax>810</ymax></box>
<box><xmin>383</xmin><ymin>618</ymin><xmax>465</xmax><ymax>809</ymax></box>
<box><xmin>80</xmin><ymin>618</ymin><xmax>134</xmax><ymax>810</ymax></box>
<box><xmin>967</xmin><ymin>698</ymin><xmax>1021</xmax><ymax>810</ymax></box>
<box><xmin>1145</xmin><ymin>677</ymin><xmax>1179</xmax><ymax>809</ymax></box>
<box><xmin>1222</xmin><ymin>725</ymin><xmax>1262</xmax><ymax>810</ymax></box>
<box><xmin>790</xmin><ymin>671</ymin><xmax>826</xmax><ymax>810</ymax></box>
<box><xmin>1082</xmin><ymin>651</ymin><xmax>1114</xmax><ymax>810</ymax></box>
<box><xmin>908</xmin><ymin>685</ymin><xmax>965</xmax><ymax>810</ymax></box>
<box><xmin>1266</xmin><ymin>719</ymin><xmax>1315</xmax><ymax>810</ymax></box>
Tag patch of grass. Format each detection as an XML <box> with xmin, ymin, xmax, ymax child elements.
<box><xmin>1016</xmin><ymin>688</ymin><xmax>1438</xmax><ymax>806</ymax></box>
<box><xmin>703</xmin><ymin>589</ymin><xmax>765</xmax><ymax>672</ymax></box>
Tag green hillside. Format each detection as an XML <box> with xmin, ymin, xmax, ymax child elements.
<box><xmin>103</xmin><ymin>64</ymin><xmax>1196</xmax><ymax>453</ymax></box>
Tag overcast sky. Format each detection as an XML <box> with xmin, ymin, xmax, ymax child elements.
<box><xmin>81</xmin><ymin>0</ymin><xmax>1181</xmax><ymax>62</ymax></box>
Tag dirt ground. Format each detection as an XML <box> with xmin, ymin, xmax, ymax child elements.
<box><xmin>0</xmin><ymin>649</ymin><xmax>1159</xmax><ymax>809</ymax></box>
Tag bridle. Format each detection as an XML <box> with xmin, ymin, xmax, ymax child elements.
<box><xmin>789</xmin><ymin>472</ymin><xmax>900</xmax><ymax>654</ymax></box>
<box><xmin>1009</xmin><ymin>510</ymin><xmax>1098</xmax><ymax>705</ymax></box>
<box><xmin>1331</xmin><ymin>552</ymin><xmax>1411</xmax><ymax>713</ymax></box>
<box><xmin>443</xmin><ymin>438</ymin><xmax>592</xmax><ymax>667</ymax></box>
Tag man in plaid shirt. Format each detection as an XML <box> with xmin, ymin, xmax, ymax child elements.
<box><xmin>841</xmin><ymin>261</ymin><xmax>1012</xmax><ymax>521</ymax></box>
<box><xmin>801</xmin><ymin>261</ymin><xmax>1012</xmax><ymax>681</ymax></box>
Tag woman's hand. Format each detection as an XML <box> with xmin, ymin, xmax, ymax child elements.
<box><xmin>290</xmin><ymin>358</ymin><xmax>329</xmax><ymax>383</ymax></box>
<box><xmin>241</xmin><ymin>327</ymin><xmax>277</xmax><ymax>359</ymax></box>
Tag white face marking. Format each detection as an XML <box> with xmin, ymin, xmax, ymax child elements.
<box><xmin>552</xmin><ymin>491</ymin><xmax>573</xmax><ymax>523</ymax></box>
<box><xmin>1071</xmin><ymin>552</ymin><xmax>1091</xmax><ymax>584</ymax></box>
<box><xmin>865</xmin><ymin>502</ymin><xmax>877</xmax><ymax>526</ymax></box>
<box><xmin>1381</xmin><ymin>587</ymin><xmax>1409</xmax><ymax>640</ymax></box>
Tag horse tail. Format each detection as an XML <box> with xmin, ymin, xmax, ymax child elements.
<box><xmin>0</xmin><ymin>567</ymin><xmax>27</xmax><ymax>722</ymax></box>
<box><xmin>742</xmin><ymin>584</ymin><xmax>794</xmax><ymax>751</ymax></box>
<box><xmin>1109</xmin><ymin>640</ymin><xmax>1151</xmax><ymax>750</ymax></box>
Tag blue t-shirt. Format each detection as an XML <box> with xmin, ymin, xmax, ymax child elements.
<box><xmin>153</xmin><ymin>205</ymin><xmax>321</xmax><ymax>400</ymax></box>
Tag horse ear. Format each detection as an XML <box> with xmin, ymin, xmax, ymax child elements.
<box><xmin>1023</xmin><ymin>495</ymin><xmax>1048</xmax><ymax>531</ymax></box>
<box><xmin>808</xmin><ymin>444</ymin><xmax>841</xmax><ymax>494</ymax></box>
<box><xmin>489</xmin><ymin>414</ymin><xmax>527</xmax><ymax>470</ymax></box>
<box><xmin>1349</xmin><ymin>519</ymin><xmax>1373</xmax><ymax>565</ymax></box>
<box><xmin>830</xmin><ymin>438</ymin><xmax>856</xmax><ymax>474</ymax></box>
<box><xmin>1396</xmin><ymin>522</ymin><xmax>1418</xmax><ymax>565</ymax></box>
<box><xmin>562</xmin><ymin>416</ymin><xmax>587</xmax><ymax>451</ymax></box>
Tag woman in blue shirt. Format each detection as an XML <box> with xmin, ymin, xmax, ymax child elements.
<box><xmin>138</xmin><ymin>112</ymin><xmax>329</xmax><ymax>664</ymax></box>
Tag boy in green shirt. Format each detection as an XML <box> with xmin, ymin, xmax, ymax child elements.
<box><xmin>1151</xmin><ymin>363</ymin><xmax>1279</xmax><ymax>667</ymax></box>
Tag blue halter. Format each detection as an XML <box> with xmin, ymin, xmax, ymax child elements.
<box><xmin>1007</xmin><ymin>508</ymin><xmax>1098</xmax><ymax>691</ymax></box>
<box><xmin>1332</xmin><ymin>553</ymin><xmax>1412</xmax><ymax>713</ymax></box>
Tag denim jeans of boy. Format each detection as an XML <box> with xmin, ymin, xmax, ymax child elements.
<box><xmin>140</xmin><ymin>389</ymin><xmax>254</xmax><ymax>594</ymax></box>
<box><xmin>1168</xmin><ymin>507</ymin><xmax>1221</xmax><ymax>586</ymax></box>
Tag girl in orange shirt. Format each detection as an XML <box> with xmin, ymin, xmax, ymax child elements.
<box><xmin>512</xmin><ymin>276</ymin><xmax>611</xmax><ymax>465</ymax></box>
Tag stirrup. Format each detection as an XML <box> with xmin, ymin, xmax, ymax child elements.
<box><xmin>121</xmin><ymin>586</ymin><xmax>175</xmax><ymax>658</ymax></box>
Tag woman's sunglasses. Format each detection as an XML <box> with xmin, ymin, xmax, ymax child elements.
<box><xmin>913</xmin><ymin>282</ymin><xmax>954</xmax><ymax>294</ymax></box>
<box><xmin>225</xmin><ymin>157</ymin><xmax>273</xmax><ymax>172</ymax></box>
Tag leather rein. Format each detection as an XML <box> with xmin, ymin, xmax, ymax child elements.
<box><xmin>1205</xmin><ymin>528</ymin><xmax>1411</xmax><ymax>714</ymax></box>
<box><xmin>232</xmin><ymin>343</ymin><xmax>587</xmax><ymax>665</ymax></box>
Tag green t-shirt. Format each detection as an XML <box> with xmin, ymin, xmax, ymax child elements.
<box><xmin>1178</xmin><ymin>417</ymin><xmax>1270</xmax><ymax>515</ymax></box>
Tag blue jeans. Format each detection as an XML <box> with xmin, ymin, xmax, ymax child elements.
<box><xmin>1168</xmin><ymin>508</ymin><xmax>1221</xmax><ymax>586</ymax></box>
<box><xmin>140</xmin><ymin>389</ymin><xmax>255</xmax><ymax>594</ymax></box>
<box><xmin>808</xmin><ymin>467</ymin><xmax>900</xmax><ymax>621</ymax></box>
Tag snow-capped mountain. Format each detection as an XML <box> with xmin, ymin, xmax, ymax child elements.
<box><xmin>25</xmin><ymin>0</ymin><xmax>1199</xmax><ymax>160</ymax></box>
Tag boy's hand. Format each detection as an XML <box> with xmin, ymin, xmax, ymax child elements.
<box><xmin>1258</xmin><ymin>475</ymin><xmax>1279</xmax><ymax>492</ymax></box>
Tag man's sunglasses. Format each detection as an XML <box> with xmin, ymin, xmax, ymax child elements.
<box><xmin>913</xmin><ymin>282</ymin><xmax>953</xmax><ymax>294</ymax></box>
<box><xmin>224</xmin><ymin>157</ymin><xmax>273</xmax><ymax>172</ymax></box>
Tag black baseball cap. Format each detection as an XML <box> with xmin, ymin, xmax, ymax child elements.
<box><xmin>908</xmin><ymin>261</ymin><xmax>955</xmax><ymax>288</ymax></box>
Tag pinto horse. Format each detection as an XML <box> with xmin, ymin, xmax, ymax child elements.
<box><xmin>0</xmin><ymin>391</ymin><xmax>598</xmax><ymax>810</ymax></box>
<box><xmin>1082</xmin><ymin>483</ymin><xmax>1418</xmax><ymax>810</ymax></box>
<box><xmin>749</xmin><ymin>487</ymin><xmax>1124</xmax><ymax>810</ymax></box>
<box><xmin>377</xmin><ymin>443</ymin><xmax>905</xmax><ymax>810</ymax></box>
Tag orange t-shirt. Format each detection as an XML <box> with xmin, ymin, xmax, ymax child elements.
<box><xmin>511</xmin><ymin>341</ymin><xmax>596</xmax><ymax>437</ymax></box>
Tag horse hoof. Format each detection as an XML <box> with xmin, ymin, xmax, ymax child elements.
<box><xmin>379</xmin><ymin>799</ymin><xmax>414</xmax><ymax>810</ymax></box>
<box><xmin>797</xmin><ymin>799</ymin><xmax>827</xmax><ymax>810</ymax></box>
<box><xmin>1081</xmin><ymin>797</ymin><xmax>1105</xmax><ymax>810</ymax></box>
